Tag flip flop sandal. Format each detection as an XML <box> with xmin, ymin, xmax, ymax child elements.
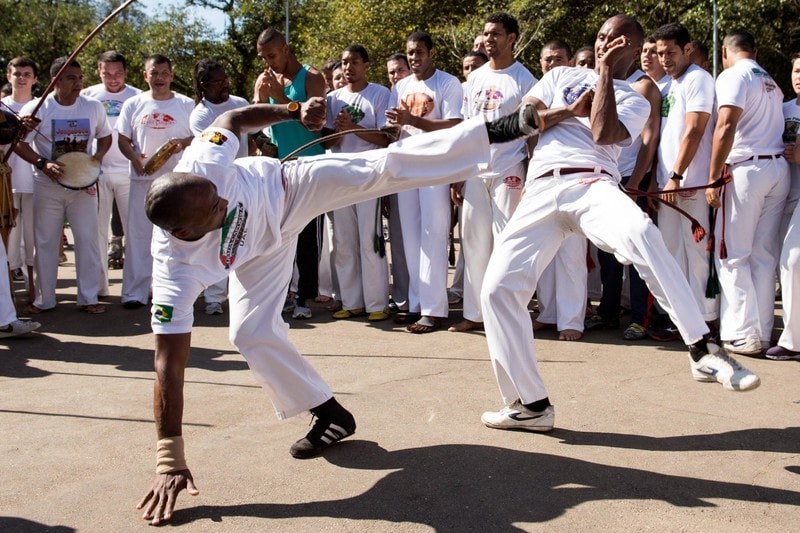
<box><xmin>79</xmin><ymin>304</ymin><xmax>106</xmax><ymax>314</ymax></box>
<box><xmin>407</xmin><ymin>316</ymin><xmax>441</xmax><ymax>334</ymax></box>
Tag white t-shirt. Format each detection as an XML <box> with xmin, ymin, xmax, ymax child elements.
<box><xmin>20</xmin><ymin>94</ymin><xmax>112</xmax><ymax>186</ymax></box>
<box><xmin>526</xmin><ymin>67</ymin><xmax>649</xmax><ymax>181</ymax></box>
<box><xmin>783</xmin><ymin>100</ymin><xmax>800</xmax><ymax>211</ymax></box>
<box><xmin>2</xmin><ymin>95</ymin><xmax>38</xmax><ymax>193</ymax></box>
<box><xmin>116</xmin><ymin>91</ymin><xmax>194</xmax><ymax>180</ymax></box>
<box><xmin>189</xmin><ymin>95</ymin><xmax>250</xmax><ymax>158</ymax></box>
<box><xmin>657</xmin><ymin>63</ymin><xmax>715</xmax><ymax>188</ymax></box>
<box><xmin>82</xmin><ymin>83</ymin><xmax>142</xmax><ymax>175</ymax></box>
<box><xmin>716</xmin><ymin>58</ymin><xmax>784</xmax><ymax>162</ymax></box>
<box><xmin>618</xmin><ymin>69</ymin><xmax>649</xmax><ymax>177</ymax></box>
<box><xmin>325</xmin><ymin>82</ymin><xmax>390</xmax><ymax>153</ymax></box>
<box><xmin>462</xmin><ymin>61</ymin><xmax>537</xmax><ymax>177</ymax></box>
<box><xmin>151</xmin><ymin>128</ymin><xmax>285</xmax><ymax>334</ymax></box>
<box><xmin>654</xmin><ymin>73</ymin><xmax>671</xmax><ymax>98</ymax></box>
<box><xmin>390</xmin><ymin>69</ymin><xmax>463</xmax><ymax>138</ymax></box>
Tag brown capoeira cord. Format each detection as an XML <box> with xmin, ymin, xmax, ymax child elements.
<box><xmin>622</xmin><ymin>172</ymin><xmax>731</xmax><ymax>244</ymax></box>
<box><xmin>623</xmin><ymin>169</ymin><xmax>732</xmax><ymax>298</ymax></box>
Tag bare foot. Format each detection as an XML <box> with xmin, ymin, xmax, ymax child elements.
<box><xmin>532</xmin><ymin>320</ymin><xmax>556</xmax><ymax>332</ymax></box>
<box><xmin>559</xmin><ymin>329</ymin><xmax>583</xmax><ymax>341</ymax></box>
<box><xmin>314</xmin><ymin>295</ymin><xmax>332</xmax><ymax>303</ymax></box>
<box><xmin>447</xmin><ymin>319</ymin><xmax>483</xmax><ymax>332</ymax></box>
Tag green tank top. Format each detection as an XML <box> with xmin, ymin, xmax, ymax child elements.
<box><xmin>269</xmin><ymin>64</ymin><xmax>324</xmax><ymax>158</ymax></box>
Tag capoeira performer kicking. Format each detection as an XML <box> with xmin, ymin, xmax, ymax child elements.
<box><xmin>137</xmin><ymin>96</ymin><xmax>541</xmax><ymax>524</ymax></box>
<box><xmin>479</xmin><ymin>14</ymin><xmax>761</xmax><ymax>434</ymax></box>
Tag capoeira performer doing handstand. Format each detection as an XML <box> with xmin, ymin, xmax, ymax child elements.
<box><xmin>137</xmin><ymin>96</ymin><xmax>541</xmax><ymax>524</ymax></box>
<box><xmin>479</xmin><ymin>14</ymin><xmax>761</xmax><ymax>434</ymax></box>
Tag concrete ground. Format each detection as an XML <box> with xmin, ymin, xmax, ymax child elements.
<box><xmin>1</xmin><ymin>245</ymin><xmax>798</xmax><ymax>532</ymax></box>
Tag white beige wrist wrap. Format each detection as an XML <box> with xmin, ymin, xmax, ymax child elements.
<box><xmin>156</xmin><ymin>436</ymin><xmax>188</xmax><ymax>474</ymax></box>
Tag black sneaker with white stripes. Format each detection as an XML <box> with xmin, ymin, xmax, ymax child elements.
<box><xmin>290</xmin><ymin>398</ymin><xmax>356</xmax><ymax>459</ymax></box>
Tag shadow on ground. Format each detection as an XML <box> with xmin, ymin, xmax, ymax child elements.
<box><xmin>171</xmin><ymin>436</ymin><xmax>800</xmax><ymax>529</ymax></box>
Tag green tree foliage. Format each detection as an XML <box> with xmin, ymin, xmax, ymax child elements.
<box><xmin>0</xmin><ymin>0</ymin><xmax>219</xmax><ymax>99</ymax></box>
<box><xmin>187</xmin><ymin>0</ymin><xmax>287</xmax><ymax>99</ymax></box>
<box><xmin>2</xmin><ymin>0</ymin><xmax>800</xmax><ymax>102</ymax></box>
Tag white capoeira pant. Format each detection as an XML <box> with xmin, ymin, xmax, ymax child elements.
<box><xmin>397</xmin><ymin>183</ymin><xmax>451</xmax><ymax>317</ymax></box>
<box><xmin>777</xmin><ymin>203</ymin><xmax>800</xmax><ymax>350</ymax></box>
<box><xmin>482</xmin><ymin>172</ymin><xmax>710</xmax><ymax>405</ymax></box>
<box><xmin>386</xmin><ymin>193</ymin><xmax>409</xmax><ymax>307</ymax></box>
<box><xmin>7</xmin><ymin>192</ymin><xmax>34</xmax><ymax>271</ymax></box>
<box><xmin>332</xmin><ymin>199</ymin><xmax>389</xmax><ymax>312</ymax></box>
<box><xmin>123</xmin><ymin>178</ymin><xmax>155</xmax><ymax>304</ymax></box>
<box><xmin>161</xmin><ymin>117</ymin><xmax>493</xmax><ymax>419</ymax></box>
<box><xmin>461</xmin><ymin>161</ymin><xmax>525</xmax><ymax>322</ymax></box>
<box><xmin>714</xmin><ymin>156</ymin><xmax>789</xmax><ymax>343</ymax></box>
<box><xmin>534</xmin><ymin>234</ymin><xmax>588</xmax><ymax>331</ymax></box>
<box><xmin>97</xmin><ymin>170</ymin><xmax>130</xmax><ymax>296</ymax></box>
<box><xmin>658</xmin><ymin>190</ymin><xmax>718</xmax><ymax>321</ymax></box>
<box><xmin>0</xmin><ymin>238</ymin><xmax>17</xmax><ymax>326</ymax></box>
<box><xmin>33</xmin><ymin>180</ymin><xmax>102</xmax><ymax>309</ymax></box>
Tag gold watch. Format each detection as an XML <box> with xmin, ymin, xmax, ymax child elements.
<box><xmin>287</xmin><ymin>101</ymin><xmax>301</xmax><ymax>120</ymax></box>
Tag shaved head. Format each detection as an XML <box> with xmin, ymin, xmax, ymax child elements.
<box><xmin>146</xmin><ymin>172</ymin><xmax>212</xmax><ymax>232</ymax></box>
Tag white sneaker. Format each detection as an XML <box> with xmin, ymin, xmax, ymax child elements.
<box><xmin>292</xmin><ymin>306</ymin><xmax>312</xmax><ymax>319</ymax></box>
<box><xmin>0</xmin><ymin>319</ymin><xmax>41</xmax><ymax>339</ymax></box>
<box><xmin>481</xmin><ymin>400</ymin><xmax>555</xmax><ymax>432</ymax></box>
<box><xmin>204</xmin><ymin>302</ymin><xmax>224</xmax><ymax>315</ymax></box>
<box><xmin>722</xmin><ymin>335</ymin><xmax>762</xmax><ymax>355</ymax></box>
<box><xmin>689</xmin><ymin>343</ymin><xmax>761</xmax><ymax>391</ymax></box>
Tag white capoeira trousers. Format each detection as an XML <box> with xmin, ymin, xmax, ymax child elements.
<box><xmin>461</xmin><ymin>162</ymin><xmax>525</xmax><ymax>322</ymax></box>
<box><xmin>97</xmin><ymin>170</ymin><xmax>130</xmax><ymax>296</ymax></box>
<box><xmin>778</xmin><ymin>202</ymin><xmax>800</xmax><ymax>350</ymax></box>
<box><xmin>386</xmin><ymin>193</ymin><xmax>409</xmax><ymax>306</ymax></box>
<box><xmin>714</xmin><ymin>157</ymin><xmax>788</xmax><ymax>342</ymax></box>
<box><xmin>123</xmin><ymin>179</ymin><xmax>155</xmax><ymax>304</ymax></box>
<box><xmin>227</xmin><ymin>117</ymin><xmax>492</xmax><ymax>418</ymax></box>
<box><xmin>7</xmin><ymin>192</ymin><xmax>34</xmax><ymax>270</ymax></box>
<box><xmin>33</xmin><ymin>179</ymin><xmax>102</xmax><ymax>309</ymax></box>
<box><xmin>397</xmin><ymin>183</ymin><xmax>451</xmax><ymax>317</ymax></box>
<box><xmin>482</xmin><ymin>173</ymin><xmax>710</xmax><ymax>405</ymax></box>
<box><xmin>657</xmin><ymin>190</ymin><xmax>718</xmax><ymax>321</ymax></box>
<box><xmin>332</xmin><ymin>199</ymin><xmax>389</xmax><ymax>312</ymax></box>
<box><xmin>534</xmin><ymin>234</ymin><xmax>588</xmax><ymax>331</ymax></box>
<box><xmin>0</xmin><ymin>238</ymin><xmax>17</xmax><ymax>325</ymax></box>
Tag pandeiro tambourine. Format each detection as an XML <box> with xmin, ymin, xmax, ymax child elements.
<box><xmin>143</xmin><ymin>138</ymin><xmax>181</xmax><ymax>176</ymax></box>
<box><xmin>55</xmin><ymin>152</ymin><xmax>101</xmax><ymax>190</ymax></box>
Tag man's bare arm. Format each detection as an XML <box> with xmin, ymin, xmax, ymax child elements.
<box><xmin>706</xmin><ymin>105</ymin><xmax>742</xmax><ymax>208</ymax></box>
<box><xmin>137</xmin><ymin>332</ymin><xmax>199</xmax><ymax>526</ymax></box>
<box><xmin>591</xmin><ymin>36</ymin><xmax>632</xmax><ymax>145</ymax></box>
<box><xmin>92</xmin><ymin>134</ymin><xmax>113</xmax><ymax>163</ymax></box>
<box><xmin>212</xmin><ymin>99</ymin><xmax>326</xmax><ymax>139</ymax></box>
<box><xmin>384</xmin><ymin>103</ymin><xmax>461</xmax><ymax>132</ymax></box>
<box><xmin>626</xmin><ymin>77</ymin><xmax>661</xmax><ymax>191</ymax></box>
<box><xmin>118</xmin><ymin>133</ymin><xmax>145</xmax><ymax>176</ymax></box>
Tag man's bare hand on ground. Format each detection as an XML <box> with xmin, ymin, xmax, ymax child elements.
<box><xmin>137</xmin><ymin>469</ymin><xmax>199</xmax><ymax>526</ymax></box>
